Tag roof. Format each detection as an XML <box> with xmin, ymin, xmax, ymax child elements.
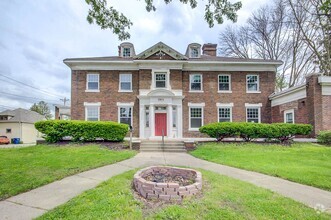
<box><xmin>0</xmin><ymin>108</ymin><xmax>45</xmax><ymax>123</ymax></box>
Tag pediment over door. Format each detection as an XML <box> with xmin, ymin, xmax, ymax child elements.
<box><xmin>135</xmin><ymin>42</ymin><xmax>188</xmax><ymax>60</ymax></box>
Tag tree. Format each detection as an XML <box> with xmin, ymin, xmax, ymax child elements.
<box><xmin>30</xmin><ymin>101</ymin><xmax>52</xmax><ymax>120</ymax></box>
<box><xmin>219</xmin><ymin>0</ymin><xmax>315</xmax><ymax>90</ymax></box>
<box><xmin>85</xmin><ymin>0</ymin><xmax>242</xmax><ymax>40</ymax></box>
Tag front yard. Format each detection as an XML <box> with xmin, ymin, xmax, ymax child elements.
<box><xmin>0</xmin><ymin>144</ymin><xmax>136</xmax><ymax>200</ymax></box>
<box><xmin>190</xmin><ymin>142</ymin><xmax>331</xmax><ymax>191</ymax></box>
<box><xmin>39</xmin><ymin>170</ymin><xmax>330</xmax><ymax>219</ymax></box>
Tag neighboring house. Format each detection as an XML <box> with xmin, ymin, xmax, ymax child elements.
<box><xmin>270</xmin><ymin>74</ymin><xmax>331</xmax><ymax>136</ymax></box>
<box><xmin>55</xmin><ymin>105</ymin><xmax>71</xmax><ymax>120</ymax></box>
<box><xmin>64</xmin><ymin>41</ymin><xmax>285</xmax><ymax>139</ymax></box>
<box><xmin>0</xmin><ymin>108</ymin><xmax>45</xmax><ymax>143</ymax></box>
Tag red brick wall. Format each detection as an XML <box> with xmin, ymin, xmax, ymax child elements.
<box><xmin>182</xmin><ymin>71</ymin><xmax>275</xmax><ymax>137</ymax></box>
<box><xmin>71</xmin><ymin>70</ymin><xmax>139</xmax><ymax>136</ymax></box>
<box><xmin>271</xmin><ymin>98</ymin><xmax>308</xmax><ymax>124</ymax></box>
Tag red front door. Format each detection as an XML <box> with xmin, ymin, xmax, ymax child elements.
<box><xmin>155</xmin><ymin>113</ymin><xmax>167</xmax><ymax>136</ymax></box>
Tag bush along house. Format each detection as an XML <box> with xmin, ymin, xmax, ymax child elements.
<box><xmin>64</xmin><ymin>42</ymin><xmax>330</xmax><ymax>143</ymax></box>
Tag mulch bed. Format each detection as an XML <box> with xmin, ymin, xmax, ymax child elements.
<box><xmin>143</xmin><ymin>173</ymin><xmax>195</xmax><ymax>186</ymax></box>
<box><xmin>46</xmin><ymin>140</ymin><xmax>130</xmax><ymax>150</ymax></box>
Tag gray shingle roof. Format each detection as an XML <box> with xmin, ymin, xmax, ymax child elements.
<box><xmin>0</xmin><ymin>108</ymin><xmax>45</xmax><ymax>123</ymax></box>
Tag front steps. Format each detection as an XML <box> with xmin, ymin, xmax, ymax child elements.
<box><xmin>140</xmin><ymin>140</ymin><xmax>186</xmax><ymax>152</ymax></box>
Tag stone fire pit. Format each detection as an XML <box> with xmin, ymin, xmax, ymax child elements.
<box><xmin>133</xmin><ymin>166</ymin><xmax>202</xmax><ymax>201</ymax></box>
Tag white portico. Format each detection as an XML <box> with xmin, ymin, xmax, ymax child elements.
<box><xmin>138</xmin><ymin>89</ymin><xmax>184</xmax><ymax>139</ymax></box>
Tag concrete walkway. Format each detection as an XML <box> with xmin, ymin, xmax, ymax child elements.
<box><xmin>1</xmin><ymin>152</ymin><xmax>330</xmax><ymax>219</ymax></box>
<box><xmin>0</xmin><ymin>144</ymin><xmax>36</xmax><ymax>149</ymax></box>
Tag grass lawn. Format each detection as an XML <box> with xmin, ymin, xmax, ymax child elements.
<box><xmin>0</xmin><ymin>144</ymin><xmax>136</xmax><ymax>200</ymax></box>
<box><xmin>190</xmin><ymin>142</ymin><xmax>331</xmax><ymax>191</ymax></box>
<box><xmin>39</xmin><ymin>169</ymin><xmax>330</xmax><ymax>220</ymax></box>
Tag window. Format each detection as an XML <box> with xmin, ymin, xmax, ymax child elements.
<box><xmin>155</xmin><ymin>73</ymin><xmax>166</xmax><ymax>88</ymax></box>
<box><xmin>6</xmin><ymin>128</ymin><xmax>11</xmax><ymax>133</ymax></box>
<box><xmin>218</xmin><ymin>74</ymin><xmax>231</xmax><ymax>91</ymax></box>
<box><xmin>173</xmin><ymin>106</ymin><xmax>177</xmax><ymax>128</ymax></box>
<box><xmin>190</xmin><ymin>47</ymin><xmax>199</xmax><ymax>58</ymax></box>
<box><xmin>246</xmin><ymin>75</ymin><xmax>259</xmax><ymax>92</ymax></box>
<box><xmin>190</xmin><ymin>74</ymin><xmax>202</xmax><ymax>91</ymax></box>
<box><xmin>119</xmin><ymin>107</ymin><xmax>132</xmax><ymax>126</ymax></box>
<box><xmin>123</xmin><ymin>47</ymin><xmax>131</xmax><ymax>57</ymax></box>
<box><xmin>86</xmin><ymin>74</ymin><xmax>99</xmax><ymax>91</ymax></box>
<box><xmin>284</xmin><ymin>109</ymin><xmax>295</xmax><ymax>123</ymax></box>
<box><xmin>190</xmin><ymin>107</ymin><xmax>203</xmax><ymax>129</ymax></box>
<box><xmin>218</xmin><ymin>108</ymin><xmax>231</xmax><ymax>122</ymax></box>
<box><xmin>119</xmin><ymin>74</ymin><xmax>132</xmax><ymax>91</ymax></box>
<box><xmin>86</xmin><ymin>106</ymin><xmax>99</xmax><ymax>121</ymax></box>
<box><xmin>145</xmin><ymin>106</ymin><xmax>149</xmax><ymax>127</ymax></box>
<box><xmin>246</xmin><ymin>108</ymin><xmax>260</xmax><ymax>123</ymax></box>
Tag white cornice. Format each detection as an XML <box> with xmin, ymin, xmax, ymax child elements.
<box><xmin>269</xmin><ymin>85</ymin><xmax>307</xmax><ymax>107</ymax></box>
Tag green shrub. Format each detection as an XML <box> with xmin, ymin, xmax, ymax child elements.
<box><xmin>317</xmin><ymin>130</ymin><xmax>331</xmax><ymax>145</ymax></box>
<box><xmin>199</xmin><ymin>122</ymin><xmax>312</xmax><ymax>144</ymax></box>
<box><xmin>35</xmin><ymin>120</ymin><xmax>128</xmax><ymax>143</ymax></box>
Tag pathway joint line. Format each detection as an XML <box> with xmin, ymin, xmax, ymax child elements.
<box><xmin>5</xmin><ymin>200</ymin><xmax>49</xmax><ymax>211</ymax></box>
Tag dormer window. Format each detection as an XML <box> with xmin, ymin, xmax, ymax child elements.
<box><xmin>190</xmin><ymin>48</ymin><xmax>199</xmax><ymax>58</ymax></box>
<box><xmin>119</xmin><ymin>42</ymin><xmax>135</xmax><ymax>58</ymax></box>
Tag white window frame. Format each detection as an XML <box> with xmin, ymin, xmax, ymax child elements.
<box><xmin>119</xmin><ymin>73</ymin><xmax>133</xmax><ymax>92</ymax></box>
<box><xmin>84</xmin><ymin>102</ymin><xmax>101</xmax><ymax>121</ymax></box>
<box><xmin>245</xmin><ymin>103</ymin><xmax>262</xmax><ymax>123</ymax></box>
<box><xmin>122</xmin><ymin>47</ymin><xmax>131</xmax><ymax>57</ymax></box>
<box><xmin>218</xmin><ymin>74</ymin><xmax>232</xmax><ymax>93</ymax></box>
<box><xmin>151</xmin><ymin>69</ymin><xmax>171</xmax><ymax>90</ymax></box>
<box><xmin>284</xmin><ymin>109</ymin><xmax>295</xmax><ymax>123</ymax></box>
<box><xmin>86</xmin><ymin>73</ymin><xmax>100</xmax><ymax>92</ymax></box>
<box><xmin>188</xmin><ymin>103</ymin><xmax>205</xmax><ymax>131</ymax></box>
<box><xmin>216</xmin><ymin>103</ymin><xmax>233</xmax><ymax>122</ymax></box>
<box><xmin>117</xmin><ymin>102</ymin><xmax>134</xmax><ymax>126</ymax></box>
<box><xmin>189</xmin><ymin>74</ymin><xmax>203</xmax><ymax>92</ymax></box>
<box><xmin>246</xmin><ymin>74</ymin><xmax>261</xmax><ymax>93</ymax></box>
<box><xmin>189</xmin><ymin>47</ymin><xmax>200</xmax><ymax>58</ymax></box>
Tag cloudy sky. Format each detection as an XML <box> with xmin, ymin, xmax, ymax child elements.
<box><xmin>0</xmin><ymin>0</ymin><xmax>269</xmax><ymax>112</ymax></box>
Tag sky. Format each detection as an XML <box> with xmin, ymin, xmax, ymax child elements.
<box><xmin>0</xmin><ymin>0</ymin><xmax>269</xmax><ymax>112</ymax></box>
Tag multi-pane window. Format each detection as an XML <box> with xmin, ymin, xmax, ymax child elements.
<box><xmin>119</xmin><ymin>107</ymin><xmax>132</xmax><ymax>126</ymax></box>
<box><xmin>155</xmin><ymin>73</ymin><xmax>166</xmax><ymax>88</ymax></box>
<box><xmin>190</xmin><ymin>74</ymin><xmax>202</xmax><ymax>91</ymax></box>
<box><xmin>173</xmin><ymin>106</ymin><xmax>177</xmax><ymax>128</ymax></box>
<box><xmin>190</xmin><ymin>47</ymin><xmax>199</xmax><ymax>58</ymax></box>
<box><xmin>119</xmin><ymin>74</ymin><xmax>132</xmax><ymax>91</ymax></box>
<box><xmin>219</xmin><ymin>75</ymin><xmax>230</xmax><ymax>91</ymax></box>
<box><xmin>247</xmin><ymin>108</ymin><xmax>260</xmax><ymax>123</ymax></box>
<box><xmin>284</xmin><ymin>110</ymin><xmax>294</xmax><ymax>123</ymax></box>
<box><xmin>145</xmin><ymin>106</ymin><xmax>149</xmax><ymax>127</ymax></box>
<box><xmin>190</xmin><ymin>107</ymin><xmax>202</xmax><ymax>129</ymax></box>
<box><xmin>218</xmin><ymin>108</ymin><xmax>231</xmax><ymax>122</ymax></box>
<box><xmin>87</xmin><ymin>74</ymin><xmax>99</xmax><ymax>90</ymax></box>
<box><xmin>86</xmin><ymin>106</ymin><xmax>99</xmax><ymax>121</ymax></box>
<box><xmin>123</xmin><ymin>47</ymin><xmax>131</xmax><ymax>57</ymax></box>
<box><xmin>247</xmin><ymin>75</ymin><xmax>259</xmax><ymax>91</ymax></box>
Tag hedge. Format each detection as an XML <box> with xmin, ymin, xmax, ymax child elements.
<box><xmin>199</xmin><ymin>122</ymin><xmax>312</xmax><ymax>143</ymax></box>
<box><xmin>317</xmin><ymin>130</ymin><xmax>331</xmax><ymax>145</ymax></box>
<box><xmin>35</xmin><ymin>120</ymin><xmax>129</xmax><ymax>143</ymax></box>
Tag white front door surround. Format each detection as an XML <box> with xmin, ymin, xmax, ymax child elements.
<box><xmin>138</xmin><ymin>89</ymin><xmax>184</xmax><ymax>139</ymax></box>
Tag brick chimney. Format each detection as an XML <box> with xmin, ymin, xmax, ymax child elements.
<box><xmin>202</xmin><ymin>43</ymin><xmax>217</xmax><ymax>56</ymax></box>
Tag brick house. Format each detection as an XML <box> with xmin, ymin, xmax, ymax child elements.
<box><xmin>64</xmin><ymin>41</ymin><xmax>286</xmax><ymax>139</ymax></box>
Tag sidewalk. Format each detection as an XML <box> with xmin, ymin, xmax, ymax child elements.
<box><xmin>0</xmin><ymin>152</ymin><xmax>330</xmax><ymax>219</ymax></box>
<box><xmin>0</xmin><ymin>144</ymin><xmax>36</xmax><ymax>149</ymax></box>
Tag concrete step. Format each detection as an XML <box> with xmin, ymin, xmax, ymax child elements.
<box><xmin>140</xmin><ymin>146</ymin><xmax>186</xmax><ymax>150</ymax></box>
<box><xmin>140</xmin><ymin>143</ymin><xmax>185</xmax><ymax>147</ymax></box>
<box><xmin>140</xmin><ymin>148</ymin><xmax>187</xmax><ymax>152</ymax></box>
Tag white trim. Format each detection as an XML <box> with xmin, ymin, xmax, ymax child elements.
<box><xmin>217</xmin><ymin>105</ymin><xmax>233</xmax><ymax>122</ymax></box>
<box><xmin>84</xmin><ymin>102</ymin><xmax>101</xmax><ymax>107</ymax></box>
<box><xmin>318</xmin><ymin>76</ymin><xmax>331</xmax><ymax>95</ymax></box>
<box><xmin>188</xmin><ymin>102</ymin><xmax>205</xmax><ymax>107</ymax></box>
<box><xmin>246</xmin><ymin>74</ymin><xmax>260</xmax><ymax>93</ymax></box>
<box><xmin>118</xmin><ymin>106</ymin><xmax>133</xmax><ymax>127</ymax></box>
<box><xmin>216</xmin><ymin>103</ymin><xmax>234</xmax><ymax>107</ymax></box>
<box><xmin>151</xmin><ymin>69</ymin><xmax>171</xmax><ymax>90</ymax></box>
<box><xmin>270</xmin><ymin>85</ymin><xmax>306</xmax><ymax>107</ymax></box>
<box><xmin>118</xmin><ymin>73</ymin><xmax>133</xmax><ymax>92</ymax></box>
<box><xmin>284</xmin><ymin>109</ymin><xmax>295</xmax><ymax>123</ymax></box>
<box><xmin>189</xmin><ymin>106</ymin><xmax>204</xmax><ymax>131</ymax></box>
<box><xmin>116</xmin><ymin>102</ymin><xmax>134</xmax><ymax>107</ymax></box>
<box><xmin>218</xmin><ymin>74</ymin><xmax>232</xmax><ymax>92</ymax></box>
<box><xmin>189</xmin><ymin>73</ymin><xmax>203</xmax><ymax>92</ymax></box>
<box><xmin>86</xmin><ymin>73</ymin><xmax>99</xmax><ymax>92</ymax></box>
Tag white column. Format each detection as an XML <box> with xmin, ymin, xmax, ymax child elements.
<box><xmin>139</xmin><ymin>104</ymin><xmax>145</xmax><ymax>138</ymax></box>
<box><xmin>177</xmin><ymin>104</ymin><xmax>183</xmax><ymax>138</ymax></box>
<box><xmin>167</xmin><ymin>104</ymin><xmax>173</xmax><ymax>138</ymax></box>
<box><xmin>150</xmin><ymin>104</ymin><xmax>155</xmax><ymax>137</ymax></box>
